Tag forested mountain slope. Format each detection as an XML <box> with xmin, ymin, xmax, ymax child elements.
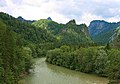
<box><xmin>0</xmin><ymin>12</ymin><xmax>56</xmax><ymax>45</ymax></box>
<box><xmin>0</xmin><ymin>12</ymin><xmax>57</xmax><ymax>58</ymax></box>
<box><xmin>112</xmin><ymin>27</ymin><xmax>120</xmax><ymax>48</ymax></box>
<box><xmin>0</xmin><ymin>12</ymin><xmax>58</xmax><ymax>83</ymax></box>
<box><xmin>0</xmin><ymin>20</ymin><xmax>33</xmax><ymax>83</ymax></box>
<box><xmin>33</xmin><ymin>19</ymin><xmax>92</xmax><ymax>46</ymax></box>
<box><xmin>32</xmin><ymin>19</ymin><xmax>64</xmax><ymax>35</ymax></box>
<box><xmin>88</xmin><ymin>20</ymin><xmax>120</xmax><ymax>44</ymax></box>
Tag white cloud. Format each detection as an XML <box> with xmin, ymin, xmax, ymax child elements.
<box><xmin>1</xmin><ymin>0</ymin><xmax>120</xmax><ymax>25</ymax></box>
<box><xmin>22</xmin><ymin>0</ymin><xmax>49</xmax><ymax>7</ymax></box>
<box><xmin>76</xmin><ymin>13</ymin><xmax>104</xmax><ymax>25</ymax></box>
<box><xmin>0</xmin><ymin>0</ymin><xmax>6</xmax><ymax>7</ymax></box>
<box><xmin>107</xmin><ymin>16</ymin><xmax>120</xmax><ymax>22</ymax></box>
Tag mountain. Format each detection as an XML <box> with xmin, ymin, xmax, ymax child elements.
<box><xmin>88</xmin><ymin>20</ymin><xmax>120</xmax><ymax>44</ymax></box>
<box><xmin>0</xmin><ymin>12</ymin><xmax>57</xmax><ymax>58</ymax></box>
<box><xmin>0</xmin><ymin>14</ymin><xmax>34</xmax><ymax>83</ymax></box>
<box><xmin>112</xmin><ymin>27</ymin><xmax>120</xmax><ymax>48</ymax></box>
<box><xmin>32</xmin><ymin>19</ymin><xmax>64</xmax><ymax>35</ymax></box>
<box><xmin>47</xmin><ymin>17</ymin><xmax>52</xmax><ymax>20</ymax></box>
<box><xmin>17</xmin><ymin>16</ymin><xmax>36</xmax><ymax>23</ymax></box>
<box><xmin>32</xmin><ymin>19</ymin><xmax>92</xmax><ymax>46</ymax></box>
<box><xmin>59</xmin><ymin>20</ymin><xmax>92</xmax><ymax>46</ymax></box>
<box><xmin>0</xmin><ymin>12</ymin><xmax>55</xmax><ymax>45</ymax></box>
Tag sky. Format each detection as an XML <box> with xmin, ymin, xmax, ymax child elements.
<box><xmin>1</xmin><ymin>0</ymin><xmax>120</xmax><ymax>25</ymax></box>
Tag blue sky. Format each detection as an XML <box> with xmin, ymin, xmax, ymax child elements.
<box><xmin>0</xmin><ymin>0</ymin><xmax>120</xmax><ymax>25</ymax></box>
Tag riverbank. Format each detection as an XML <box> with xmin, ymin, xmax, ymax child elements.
<box><xmin>19</xmin><ymin>58</ymin><xmax>108</xmax><ymax>84</ymax></box>
<box><xmin>46</xmin><ymin>46</ymin><xmax>120</xmax><ymax>83</ymax></box>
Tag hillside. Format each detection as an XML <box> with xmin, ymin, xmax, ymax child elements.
<box><xmin>32</xmin><ymin>19</ymin><xmax>64</xmax><ymax>35</ymax></box>
<box><xmin>0</xmin><ymin>12</ymin><xmax>56</xmax><ymax>58</ymax></box>
<box><xmin>88</xmin><ymin>20</ymin><xmax>120</xmax><ymax>44</ymax></box>
<box><xmin>0</xmin><ymin>19</ymin><xmax>33</xmax><ymax>83</ymax></box>
<box><xmin>112</xmin><ymin>27</ymin><xmax>120</xmax><ymax>48</ymax></box>
<box><xmin>32</xmin><ymin>19</ymin><xmax>92</xmax><ymax>46</ymax></box>
<box><xmin>59</xmin><ymin>20</ymin><xmax>92</xmax><ymax>46</ymax></box>
<box><xmin>0</xmin><ymin>12</ymin><xmax>56</xmax><ymax>45</ymax></box>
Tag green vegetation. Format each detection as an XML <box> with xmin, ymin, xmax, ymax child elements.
<box><xmin>92</xmin><ymin>29</ymin><xmax>115</xmax><ymax>44</ymax></box>
<box><xmin>0</xmin><ymin>12</ymin><xmax>56</xmax><ymax>58</ymax></box>
<box><xmin>46</xmin><ymin>45</ymin><xmax>120</xmax><ymax>83</ymax></box>
<box><xmin>0</xmin><ymin>21</ymin><xmax>33</xmax><ymax>83</ymax></box>
<box><xmin>0</xmin><ymin>12</ymin><xmax>56</xmax><ymax>83</ymax></box>
<box><xmin>89</xmin><ymin>20</ymin><xmax>120</xmax><ymax>45</ymax></box>
<box><xmin>32</xmin><ymin>19</ymin><xmax>92</xmax><ymax>47</ymax></box>
<box><xmin>1</xmin><ymin>12</ymin><xmax>120</xmax><ymax>84</ymax></box>
<box><xmin>32</xmin><ymin>19</ymin><xmax>64</xmax><ymax>35</ymax></box>
<box><xmin>112</xmin><ymin>27</ymin><xmax>120</xmax><ymax>48</ymax></box>
<box><xmin>92</xmin><ymin>27</ymin><xmax>120</xmax><ymax>46</ymax></box>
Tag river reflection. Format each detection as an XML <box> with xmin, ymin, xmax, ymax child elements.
<box><xmin>19</xmin><ymin>58</ymin><xmax>108</xmax><ymax>84</ymax></box>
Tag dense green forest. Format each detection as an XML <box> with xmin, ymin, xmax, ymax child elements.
<box><xmin>32</xmin><ymin>19</ymin><xmax>92</xmax><ymax>47</ymax></box>
<box><xmin>0</xmin><ymin>12</ymin><xmax>120</xmax><ymax>84</ymax></box>
<box><xmin>0</xmin><ymin>21</ymin><xmax>33</xmax><ymax>83</ymax></box>
<box><xmin>0</xmin><ymin>12</ymin><xmax>56</xmax><ymax>58</ymax></box>
<box><xmin>0</xmin><ymin>12</ymin><xmax>56</xmax><ymax>83</ymax></box>
<box><xmin>46</xmin><ymin>45</ymin><xmax>120</xmax><ymax>83</ymax></box>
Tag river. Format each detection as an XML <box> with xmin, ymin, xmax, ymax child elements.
<box><xmin>19</xmin><ymin>58</ymin><xmax>109</xmax><ymax>84</ymax></box>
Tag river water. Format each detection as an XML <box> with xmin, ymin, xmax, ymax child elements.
<box><xmin>19</xmin><ymin>58</ymin><xmax>109</xmax><ymax>84</ymax></box>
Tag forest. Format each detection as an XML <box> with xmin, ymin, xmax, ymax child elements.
<box><xmin>0</xmin><ymin>12</ymin><xmax>55</xmax><ymax>83</ymax></box>
<box><xmin>0</xmin><ymin>21</ymin><xmax>33</xmax><ymax>83</ymax></box>
<box><xmin>46</xmin><ymin>45</ymin><xmax>120</xmax><ymax>84</ymax></box>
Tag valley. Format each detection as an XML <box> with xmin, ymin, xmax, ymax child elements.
<box><xmin>0</xmin><ymin>12</ymin><xmax>120</xmax><ymax>84</ymax></box>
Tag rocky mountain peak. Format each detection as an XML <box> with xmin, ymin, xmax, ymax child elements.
<box><xmin>67</xmin><ymin>19</ymin><xmax>76</xmax><ymax>25</ymax></box>
<box><xmin>17</xmin><ymin>16</ymin><xmax>25</xmax><ymax>21</ymax></box>
<box><xmin>47</xmin><ymin>17</ymin><xmax>52</xmax><ymax>20</ymax></box>
<box><xmin>17</xmin><ymin>16</ymin><xmax>35</xmax><ymax>23</ymax></box>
